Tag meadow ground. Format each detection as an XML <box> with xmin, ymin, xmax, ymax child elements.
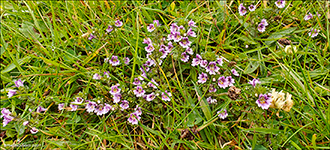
<box><xmin>1</xmin><ymin>1</ymin><xmax>329</xmax><ymax>149</ymax></box>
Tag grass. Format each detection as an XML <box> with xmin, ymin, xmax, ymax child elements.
<box><xmin>1</xmin><ymin>0</ymin><xmax>329</xmax><ymax>149</ymax></box>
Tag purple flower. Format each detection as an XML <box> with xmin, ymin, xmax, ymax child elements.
<box><xmin>248</xmin><ymin>78</ymin><xmax>261</xmax><ymax>88</ymax></box>
<box><xmin>104</xmin><ymin>71</ymin><xmax>110</xmax><ymax>78</ymax></box>
<box><xmin>15</xmin><ymin>79</ymin><xmax>24</xmax><ymax>88</ymax></box>
<box><xmin>146</xmin><ymin>93</ymin><xmax>156</xmax><ymax>101</ymax></box>
<box><xmin>188</xmin><ymin>19</ymin><xmax>197</xmax><ymax>27</ymax></box>
<box><xmin>217</xmin><ymin>109</ymin><xmax>228</xmax><ymax>119</ymax></box>
<box><xmin>115</xmin><ymin>20</ymin><xmax>123</xmax><ymax>27</ymax></box>
<box><xmin>143</xmin><ymin>38</ymin><xmax>152</xmax><ymax>45</ymax></box>
<box><xmin>134</xmin><ymin>106</ymin><xmax>142</xmax><ymax>116</ymax></box>
<box><xmin>93</xmin><ymin>73</ymin><xmax>102</xmax><ymax>80</ymax></box>
<box><xmin>145</xmin><ymin>59</ymin><xmax>155</xmax><ymax>67</ymax></box>
<box><xmin>238</xmin><ymin>4</ymin><xmax>247</xmax><ymax>16</ymax></box>
<box><xmin>170</xmin><ymin>23</ymin><xmax>179</xmax><ymax>32</ymax></box>
<box><xmin>106</xmin><ymin>25</ymin><xmax>113</xmax><ymax>33</ymax></box>
<box><xmin>206</xmin><ymin>62</ymin><xmax>220</xmax><ymax>75</ymax></box>
<box><xmin>161</xmin><ymin>91</ymin><xmax>172</xmax><ymax>102</ymax></box>
<box><xmin>179</xmin><ymin>37</ymin><xmax>192</xmax><ymax>48</ymax></box>
<box><xmin>7</xmin><ymin>89</ymin><xmax>17</xmax><ymax>98</ymax></box>
<box><xmin>275</xmin><ymin>0</ymin><xmax>285</xmax><ymax>8</ymax></box>
<box><xmin>257</xmin><ymin>22</ymin><xmax>266</xmax><ymax>33</ymax></box>
<box><xmin>113</xmin><ymin>93</ymin><xmax>122</xmax><ymax>103</ymax></box>
<box><xmin>3</xmin><ymin>115</ymin><xmax>14</xmax><ymax>127</ymax></box>
<box><xmin>95</xmin><ymin>104</ymin><xmax>105</xmax><ymax>115</ymax></box>
<box><xmin>30</xmin><ymin>127</ymin><xmax>39</xmax><ymax>134</ymax></box>
<box><xmin>226</xmin><ymin>76</ymin><xmax>235</xmax><ymax>86</ymax></box>
<box><xmin>248</xmin><ymin>5</ymin><xmax>256</xmax><ymax>11</ymax></box>
<box><xmin>181</xmin><ymin>52</ymin><xmax>190</xmax><ymax>62</ymax></box>
<box><xmin>198</xmin><ymin>73</ymin><xmax>208</xmax><ymax>84</ymax></box>
<box><xmin>218</xmin><ymin>76</ymin><xmax>229</xmax><ymax>89</ymax></box>
<box><xmin>85</xmin><ymin>101</ymin><xmax>97</xmax><ymax>113</ymax></box>
<box><xmin>1</xmin><ymin>108</ymin><xmax>11</xmax><ymax>118</ymax></box>
<box><xmin>167</xmin><ymin>33</ymin><xmax>174</xmax><ymax>41</ymax></box>
<box><xmin>209</xmin><ymin>84</ymin><xmax>217</xmax><ymax>93</ymax></box>
<box><xmin>231</xmin><ymin>68</ymin><xmax>239</xmax><ymax>77</ymax></box>
<box><xmin>72</xmin><ymin>97</ymin><xmax>84</xmax><ymax>105</ymax></box>
<box><xmin>120</xmin><ymin>100</ymin><xmax>129</xmax><ymax>110</ymax></box>
<box><xmin>88</xmin><ymin>34</ymin><xmax>96</xmax><ymax>40</ymax></box>
<box><xmin>128</xmin><ymin>113</ymin><xmax>140</xmax><ymax>125</ymax></box>
<box><xmin>191</xmin><ymin>54</ymin><xmax>202</xmax><ymax>66</ymax></box>
<box><xmin>37</xmin><ymin>106</ymin><xmax>47</xmax><ymax>113</ymax></box>
<box><xmin>69</xmin><ymin>104</ymin><xmax>78</xmax><ymax>111</ymax></box>
<box><xmin>173</xmin><ymin>32</ymin><xmax>182</xmax><ymax>42</ymax></box>
<box><xmin>216</xmin><ymin>57</ymin><xmax>223</xmax><ymax>66</ymax></box>
<box><xmin>147</xmin><ymin>79</ymin><xmax>158</xmax><ymax>89</ymax></box>
<box><xmin>186</xmin><ymin>47</ymin><xmax>193</xmax><ymax>55</ymax></box>
<box><xmin>58</xmin><ymin>103</ymin><xmax>65</xmax><ymax>111</ymax></box>
<box><xmin>207</xmin><ymin>96</ymin><xmax>217</xmax><ymax>104</ymax></box>
<box><xmin>187</xmin><ymin>28</ymin><xmax>196</xmax><ymax>37</ymax></box>
<box><xmin>23</xmin><ymin>121</ymin><xmax>29</xmax><ymax>126</ymax></box>
<box><xmin>200</xmin><ymin>60</ymin><xmax>208</xmax><ymax>68</ymax></box>
<box><xmin>133</xmin><ymin>78</ymin><xmax>141</xmax><ymax>85</ymax></box>
<box><xmin>109</xmin><ymin>84</ymin><xmax>121</xmax><ymax>95</ymax></box>
<box><xmin>147</xmin><ymin>24</ymin><xmax>156</xmax><ymax>32</ymax></box>
<box><xmin>153</xmin><ymin>20</ymin><xmax>160</xmax><ymax>26</ymax></box>
<box><xmin>123</xmin><ymin>57</ymin><xmax>130</xmax><ymax>65</ymax></box>
<box><xmin>133</xmin><ymin>86</ymin><xmax>145</xmax><ymax>97</ymax></box>
<box><xmin>260</xmin><ymin>19</ymin><xmax>268</xmax><ymax>26</ymax></box>
<box><xmin>104</xmin><ymin>103</ymin><xmax>114</xmax><ymax>113</ymax></box>
<box><xmin>145</xmin><ymin>44</ymin><xmax>155</xmax><ymax>53</ymax></box>
<box><xmin>159</xmin><ymin>48</ymin><xmax>168</xmax><ymax>59</ymax></box>
<box><xmin>308</xmin><ymin>29</ymin><xmax>320</xmax><ymax>38</ymax></box>
<box><xmin>109</xmin><ymin>55</ymin><xmax>120</xmax><ymax>66</ymax></box>
<box><xmin>256</xmin><ymin>94</ymin><xmax>272</xmax><ymax>109</ymax></box>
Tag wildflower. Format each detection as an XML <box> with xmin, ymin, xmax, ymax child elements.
<box><xmin>257</xmin><ymin>22</ymin><xmax>266</xmax><ymax>33</ymax></box>
<box><xmin>159</xmin><ymin>48</ymin><xmax>168</xmax><ymax>59</ymax></box>
<box><xmin>207</xmin><ymin>97</ymin><xmax>217</xmax><ymax>104</ymax></box>
<box><xmin>148</xmin><ymin>79</ymin><xmax>158</xmax><ymax>89</ymax></box>
<box><xmin>284</xmin><ymin>45</ymin><xmax>298</xmax><ymax>54</ymax></box>
<box><xmin>88</xmin><ymin>34</ymin><xmax>96</xmax><ymax>40</ymax></box>
<box><xmin>145</xmin><ymin>59</ymin><xmax>155</xmax><ymax>67</ymax></box>
<box><xmin>226</xmin><ymin>76</ymin><xmax>235</xmax><ymax>86</ymax></box>
<box><xmin>95</xmin><ymin>104</ymin><xmax>104</xmax><ymax>115</ymax></box>
<box><xmin>256</xmin><ymin>94</ymin><xmax>272</xmax><ymax>109</ymax></box>
<box><xmin>162</xmin><ymin>91</ymin><xmax>172</xmax><ymax>102</ymax></box>
<box><xmin>197</xmin><ymin>73</ymin><xmax>208</xmax><ymax>84</ymax></box>
<box><xmin>270</xmin><ymin>89</ymin><xmax>294</xmax><ymax>112</ymax></box>
<box><xmin>186</xmin><ymin>47</ymin><xmax>193</xmax><ymax>55</ymax></box>
<box><xmin>133</xmin><ymin>78</ymin><xmax>141</xmax><ymax>85</ymax></box>
<box><xmin>128</xmin><ymin>113</ymin><xmax>141</xmax><ymax>125</ymax></box>
<box><xmin>191</xmin><ymin>54</ymin><xmax>202</xmax><ymax>66</ymax></box>
<box><xmin>188</xmin><ymin>19</ymin><xmax>197</xmax><ymax>27</ymax></box>
<box><xmin>69</xmin><ymin>104</ymin><xmax>78</xmax><ymax>111</ymax></box>
<box><xmin>147</xmin><ymin>24</ymin><xmax>156</xmax><ymax>32</ymax></box>
<box><xmin>1</xmin><ymin>108</ymin><xmax>11</xmax><ymax>118</ymax></box>
<box><xmin>167</xmin><ymin>33</ymin><xmax>174</xmax><ymax>41</ymax></box>
<box><xmin>115</xmin><ymin>20</ymin><xmax>123</xmax><ymax>27</ymax></box>
<box><xmin>109</xmin><ymin>84</ymin><xmax>121</xmax><ymax>95</ymax></box>
<box><xmin>104</xmin><ymin>71</ymin><xmax>110</xmax><ymax>78</ymax></box>
<box><xmin>113</xmin><ymin>93</ymin><xmax>122</xmax><ymax>103</ymax></box>
<box><xmin>173</xmin><ymin>32</ymin><xmax>182</xmax><ymax>42</ymax></box>
<box><xmin>109</xmin><ymin>55</ymin><xmax>120</xmax><ymax>66</ymax></box>
<box><xmin>187</xmin><ymin>28</ymin><xmax>196</xmax><ymax>37</ymax></box>
<box><xmin>15</xmin><ymin>79</ymin><xmax>24</xmax><ymax>88</ymax></box>
<box><xmin>30</xmin><ymin>127</ymin><xmax>39</xmax><ymax>134</ymax></box>
<box><xmin>248</xmin><ymin>78</ymin><xmax>261</xmax><ymax>88</ymax></box>
<box><xmin>36</xmin><ymin>106</ymin><xmax>47</xmax><ymax>113</ymax></box>
<box><xmin>275</xmin><ymin>0</ymin><xmax>285</xmax><ymax>8</ymax></box>
<box><xmin>123</xmin><ymin>57</ymin><xmax>130</xmax><ymax>65</ymax></box>
<box><xmin>58</xmin><ymin>103</ymin><xmax>65</xmax><ymax>111</ymax></box>
<box><xmin>260</xmin><ymin>19</ymin><xmax>268</xmax><ymax>26</ymax></box>
<box><xmin>104</xmin><ymin>103</ymin><xmax>114</xmax><ymax>113</ymax></box>
<box><xmin>282</xmin><ymin>93</ymin><xmax>294</xmax><ymax>112</ymax></box>
<box><xmin>85</xmin><ymin>101</ymin><xmax>97</xmax><ymax>113</ymax></box>
<box><xmin>179</xmin><ymin>37</ymin><xmax>192</xmax><ymax>48</ymax></box>
<box><xmin>218</xmin><ymin>76</ymin><xmax>229</xmax><ymax>89</ymax></box>
<box><xmin>308</xmin><ymin>29</ymin><xmax>320</xmax><ymax>38</ymax></box>
<box><xmin>170</xmin><ymin>23</ymin><xmax>179</xmax><ymax>32</ymax></box>
<box><xmin>216</xmin><ymin>57</ymin><xmax>223</xmax><ymax>66</ymax></box>
<box><xmin>93</xmin><ymin>73</ymin><xmax>102</xmax><ymax>80</ymax></box>
<box><xmin>106</xmin><ymin>25</ymin><xmax>113</xmax><ymax>33</ymax></box>
<box><xmin>143</xmin><ymin>38</ymin><xmax>152</xmax><ymax>45</ymax></box>
<box><xmin>133</xmin><ymin>86</ymin><xmax>146</xmax><ymax>97</ymax></box>
<box><xmin>304</xmin><ymin>12</ymin><xmax>313</xmax><ymax>21</ymax></box>
<box><xmin>120</xmin><ymin>100</ymin><xmax>129</xmax><ymax>110</ymax></box>
<box><xmin>248</xmin><ymin>5</ymin><xmax>256</xmax><ymax>11</ymax></box>
<box><xmin>209</xmin><ymin>84</ymin><xmax>217</xmax><ymax>93</ymax></box>
<box><xmin>231</xmin><ymin>68</ymin><xmax>239</xmax><ymax>77</ymax></box>
<box><xmin>181</xmin><ymin>52</ymin><xmax>190</xmax><ymax>62</ymax></box>
<box><xmin>206</xmin><ymin>62</ymin><xmax>220</xmax><ymax>75</ymax></box>
<box><xmin>217</xmin><ymin>109</ymin><xmax>228</xmax><ymax>119</ymax></box>
<box><xmin>23</xmin><ymin>121</ymin><xmax>29</xmax><ymax>126</ymax></box>
<box><xmin>153</xmin><ymin>20</ymin><xmax>160</xmax><ymax>26</ymax></box>
<box><xmin>134</xmin><ymin>106</ymin><xmax>142</xmax><ymax>116</ymax></box>
<box><xmin>146</xmin><ymin>93</ymin><xmax>156</xmax><ymax>101</ymax></box>
<box><xmin>200</xmin><ymin>60</ymin><xmax>208</xmax><ymax>68</ymax></box>
<box><xmin>3</xmin><ymin>115</ymin><xmax>14</xmax><ymax>127</ymax></box>
<box><xmin>238</xmin><ymin>4</ymin><xmax>247</xmax><ymax>16</ymax></box>
<box><xmin>7</xmin><ymin>89</ymin><xmax>17</xmax><ymax>98</ymax></box>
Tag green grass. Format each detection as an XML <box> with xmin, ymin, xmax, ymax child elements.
<box><xmin>1</xmin><ymin>1</ymin><xmax>329</xmax><ymax>149</ymax></box>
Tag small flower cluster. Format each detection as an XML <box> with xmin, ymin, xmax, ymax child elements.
<box><xmin>1</xmin><ymin>108</ymin><xmax>39</xmax><ymax>134</ymax></box>
<box><xmin>7</xmin><ymin>79</ymin><xmax>24</xmax><ymax>98</ymax></box>
<box><xmin>248</xmin><ymin>78</ymin><xmax>273</xmax><ymax>110</ymax></box>
<box><xmin>89</xmin><ymin>19</ymin><xmax>123</xmax><ymax>40</ymax></box>
<box><xmin>269</xmin><ymin>89</ymin><xmax>294</xmax><ymax>112</ymax></box>
<box><xmin>104</xmin><ymin>55</ymin><xmax>130</xmax><ymax>66</ymax></box>
<box><xmin>238</xmin><ymin>3</ymin><xmax>256</xmax><ymax>16</ymax></box>
<box><xmin>127</xmin><ymin>106</ymin><xmax>142</xmax><ymax>125</ymax></box>
<box><xmin>257</xmin><ymin>19</ymin><xmax>269</xmax><ymax>33</ymax></box>
<box><xmin>275</xmin><ymin>0</ymin><xmax>286</xmax><ymax>8</ymax></box>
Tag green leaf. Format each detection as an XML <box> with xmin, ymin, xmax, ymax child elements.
<box><xmin>1</xmin><ymin>56</ymin><xmax>31</xmax><ymax>74</ymax></box>
<box><xmin>253</xmin><ymin>145</ymin><xmax>267</xmax><ymax>150</ymax></box>
<box><xmin>265</xmin><ymin>27</ymin><xmax>297</xmax><ymax>45</ymax></box>
<box><xmin>14</xmin><ymin>122</ymin><xmax>25</xmax><ymax>136</ymax></box>
<box><xmin>244</xmin><ymin>60</ymin><xmax>259</xmax><ymax>74</ymax></box>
